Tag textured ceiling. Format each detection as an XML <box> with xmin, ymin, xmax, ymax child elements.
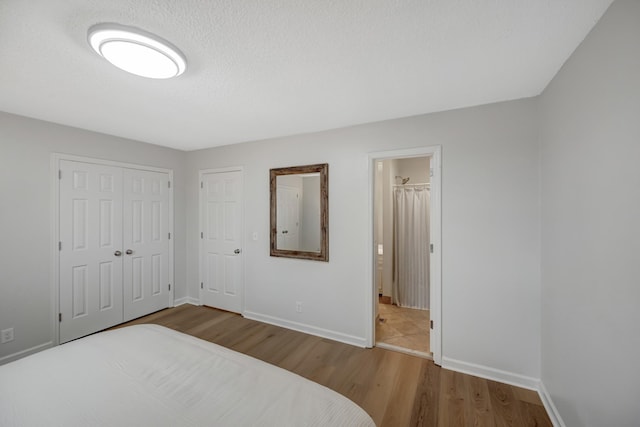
<box><xmin>0</xmin><ymin>0</ymin><xmax>613</xmax><ymax>151</ymax></box>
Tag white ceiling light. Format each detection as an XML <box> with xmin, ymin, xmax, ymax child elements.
<box><xmin>88</xmin><ymin>23</ymin><xmax>186</xmax><ymax>79</ymax></box>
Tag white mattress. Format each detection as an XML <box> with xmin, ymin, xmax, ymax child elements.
<box><xmin>0</xmin><ymin>324</ymin><xmax>375</xmax><ymax>427</ymax></box>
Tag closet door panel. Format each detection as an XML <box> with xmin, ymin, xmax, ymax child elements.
<box><xmin>59</xmin><ymin>161</ymin><xmax>124</xmax><ymax>343</ymax></box>
<box><xmin>122</xmin><ymin>169</ymin><xmax>171</xmax><ymax>321</ymax></box>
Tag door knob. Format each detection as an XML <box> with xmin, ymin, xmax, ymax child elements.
<box><xmin>126</xmin><ymin>249</ymin><xmax>133</xmax><ymax>255</ymax></box>
<box><xmin>114</xmin><ymin>250</ymin><xmax>122</xmax><ymax>257</ymax></box>
<box><xmin>234</xmin><ymin>249</ymin><xmax>241</xmax><ymax>254</ymax></box>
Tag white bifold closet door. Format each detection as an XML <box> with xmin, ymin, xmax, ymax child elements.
<box><xmin>59</xmin><ymin>161</ymin><xmax>124</xmax><ymax>343</ymax></box>
<box><xmin>122</xmin><ymin>169</ymin><xmax>171</xmax><ymax>322</ymax></box>
<box><xmin>59</xmin><ymin>161</ymin><xmax>170</xmax><ymax>343</ymax></box>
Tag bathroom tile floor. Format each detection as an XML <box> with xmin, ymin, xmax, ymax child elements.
<box><xmin>376</xmin><ymin>302</ymin><xmax>430</xmax><ymax>354</ymax></box>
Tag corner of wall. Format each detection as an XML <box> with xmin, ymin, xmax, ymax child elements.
<box><xmin>538</xmin><ymin>381</ymin><xmax>566</xmax><ymax>427</ymax></box>
<box><xmin>441</xmin><ymin>356</ymin><xmax>565</xmax><ymax>426</ymax></box>
<box><xmin>173</xmin><ymin>297</ymin><xmax>200</xmax><ymax>307</ymax></box>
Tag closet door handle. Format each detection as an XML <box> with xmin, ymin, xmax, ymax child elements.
<box><xmin>126</xmin><ymin>249</ymin><xmax>133</xmax><ymax>255</ymax></box>
<box><xmin>114</xmin><ymin>250</ymin><xmax>122</xmax><ymax>257</ymax></box>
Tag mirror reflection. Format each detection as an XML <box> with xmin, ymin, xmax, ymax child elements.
<box><xmin>276</xmin><ymin>173</ymin><xmax>321</xmax><ymax>252</ymax></box>
<box><xmin>270</xmin><ymin>163</ymin><xmax>328</xmax><ymax>262</ymax></box>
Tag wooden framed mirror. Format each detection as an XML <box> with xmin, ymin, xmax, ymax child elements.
<box><xmin>270</xmin><ymin>163</ymin><xmax>328</xmax><ymax>262</ymax></box>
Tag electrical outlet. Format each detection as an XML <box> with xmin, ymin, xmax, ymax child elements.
<box><xmin>296</xmin><ymin>301</ymin><xmax>302</xmax><ymax>313</ymax></box>
<box><xmin>1</xmin><ymin>328</ymin><xmax>14</xmax><ymax>344</ymax></box>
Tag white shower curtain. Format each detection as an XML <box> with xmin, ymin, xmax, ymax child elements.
<box><xmin>392</xmin><ymin>185</ymin><xmax>430</xmax><ymax>310</ymax></box>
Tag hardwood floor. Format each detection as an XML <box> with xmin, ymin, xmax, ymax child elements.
<box><xmin>118</xmin><ymin>305</ymin><xmax>552</xmax><ymax>427</ymax></box>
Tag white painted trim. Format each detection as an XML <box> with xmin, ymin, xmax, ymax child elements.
<box><xmin>198</xmin><ymin>166</ymin><xmax>245</xmax><ymax>313</ymax></box>
<box><xmin>49</xmin><ymin>156</ymin><xmax>61</xmax><ymax>347</ymax></box>
<box><xmin>539</xmin><ymin>381</ymin><xmax>566</xmax><ymax>427</ymax></box>
<box><xmin>200</xmin><ymin>166</ymin><xmax>245</xmax><ymax>174</ymax></box>
<box><xmin>244</xmin><ymin>311</ymin><xmax>368</xmax><ymax>348</ymax></box>
<box><xmin>50</xmin><ymin>153</ymin><xmax>172</xmax><ymax>174</ymax></box>
<box><xmin>442</xmin><ymin>356</ymin><xmax>540</xmax><ymax>391</ymax></box>
<box><xmin>50</xmin><ymin>153</ymin><xmax>175</xmax><ymax>347</ymax></box>
<box><xmin>365</xmin><ymin>160</ymin><xmax>375</xmax><ymax>349</ymax></box>
<box><xmin>429</xmin><ymin>149</ymin><xmax>442</xmax><ymax>365</ymax></box>
<box><xmin>168</xmin><ymin>169</ymin><xmax>175</xmax><ymax>307</ymax></box>
<box><xmin>173</xmin><ymin>297</ymin><xmax>200</xmax><ymax>306</ymax></box>
<box><xmin>0</xmin><ymin>341</ymin><xmax>54</xmax><ymax>365</ymax></box>
<box><xmin>366</xmin><ymin>145</ymin><xmax>443</xmax><ymax>365</ymax></box>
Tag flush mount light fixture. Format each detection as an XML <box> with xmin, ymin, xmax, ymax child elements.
<box><xmin>88</xmin><ymin>23</ymin><xmax>186</xmax><ymax>79</ymax></box>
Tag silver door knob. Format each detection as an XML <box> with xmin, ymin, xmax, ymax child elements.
<box><xmin>234</xmin><ymin>249</ymin><xmax>241</xmax><ymax>254</ymax></box>
<box><xmin>126</xmin><ymin>249</ymin><xmax>133</xmax><ymax>255</ymax></box>
<box><xmin>114</xmin><ymin>250</ymin><xmax>122</xmax><ymax>257</ymax></box>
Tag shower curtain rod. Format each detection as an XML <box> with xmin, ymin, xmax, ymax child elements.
<box><xmin>393</xmin><ymin>183</ymin><xmax>430</xmax><ymax>187</ymax></box>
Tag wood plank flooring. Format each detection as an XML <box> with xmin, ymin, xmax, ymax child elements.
<box><xmin>117</xmin><ymin>305</ymin><xmax>552</xmax><ymax>427</ymax></box>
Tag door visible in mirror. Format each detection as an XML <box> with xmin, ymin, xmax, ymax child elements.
<box><xmin>276</xmin><ymin>173</ymin><xmax>321</xmax><ymax>252</ymax></box>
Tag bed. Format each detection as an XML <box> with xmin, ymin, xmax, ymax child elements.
<box><xmin>0</xmin><ymin>324</ymin><xmax>375</xmax><ymax>426</ymax></box>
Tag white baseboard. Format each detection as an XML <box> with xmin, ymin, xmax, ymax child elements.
<box><xmin>539</xmin><ymin>381</ymin><xmax>565</xmax><ymax>427</ymax></box>
<box><xmin>0</xmin><ymin>341</ymin><xmax>54</xmax><ymax>366</ymax></box>
<box><xmin>243</xmin><ymin>311</ymin><xmax>367</xmax><ymax>348</ymax></box>
<box><xmin>441</xmin><ymin>357</ymin><xmax>567</xmax><ymax>426</ymax></box>
<box><xmin>441</xmin><ymin>356</ymin><xmax>540</xmax><ymax>391</ymax></box>
<box><xmin>173</xmin><ymin>296</ymin><xmax>200</xmax><ymax>306</ymax></box>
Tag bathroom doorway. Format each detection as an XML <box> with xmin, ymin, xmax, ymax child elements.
<box><xmin>368</xmin><ymin>147</ymin><xmax>441</xmax><ymax>363</ymax></box>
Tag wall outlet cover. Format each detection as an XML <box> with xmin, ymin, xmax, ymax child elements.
<box><xmin>1</xmin><ymin>328</ymin><xmax>14</xmax><ymax>344</ymax></box>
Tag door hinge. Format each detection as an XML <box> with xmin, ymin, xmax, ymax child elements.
<box><xmin>430</xmin><ymin>320</ymin><xmax>433</xmax><ymax>329</ymax></box>
<box><xmin>58</xmin><ymin>241</ymin><xmax>62</xmax><ymax>251</ymax></box>
<box><xmin>58</xmin><ymin>170</ymin><xmax>62</xmax><ymax>180</ymax></box>
<box><xmin>168</xmin><ymin>181</ymin><xmax>171</xmax><ymax>189</ymax></box>
<box><xmin>430</xmin><ymin>243</ymin><xmax>434</xmax><ymax>253</ymax></box>
<box><xmin>201</xmin><ymin>182</ymin><xmax>203</xmax><ymax>189</ymax></box>
<box><xmin>200</xmin><ymin>282</ymin><xmax>203</xmax><ymax>289</ymax></box>
<box><xmin>201</xmin><ymin>232</ymin><xmax>203</xmax><ymax>239</ymax></box>
<box><xmin>168</xmin><ymin>232</ymin><xmax>171</xmax><ymax>240</ymax></box>
<box><xmin>59</xmin><ymin>313</ymin><xmax>62</xmax><ymax>322</ymax></box>
<box><xmin>168</xmin><ymin>284</ymin><xmax>171</xmax><ymax>291</ymax></box>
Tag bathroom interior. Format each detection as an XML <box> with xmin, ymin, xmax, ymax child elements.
<box><xmin>374</xmin><ymin>156</ymin><xmax>431</xmax><ymax>357</ymax></box>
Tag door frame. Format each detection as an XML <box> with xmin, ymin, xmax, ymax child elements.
<box><xmin>366</xmin><ymin>146</ymin><xmax>442</xmax><ymax>365</ymax></box>
<box><xmin>198</xmin><ymin>166</ymin><xmax>245</xmax><ymax>314</ymax></box>
<box><xmin>50</xmin><ymin>153</ymin><xmax>174</xmax><ymax>346</ymax></box>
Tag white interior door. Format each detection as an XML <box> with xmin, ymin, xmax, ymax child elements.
<box><xmin>201</xmin><ymin>170</ymin><xmax>243</xmax><ymax>313</ymax></box>
<box><xmin>276</xmin><ymin>185</ymin><xmax>299</xmax><ymax>250</ymax></box>
<box><xmin>123</xmin><ymin>169</ymin><xmax>171</xmax><ymax>322</ymax></box>
<box><xmin>59</xmin><ymin>160</ymin><xmax>124</xmax><ymax>343</ymax></box>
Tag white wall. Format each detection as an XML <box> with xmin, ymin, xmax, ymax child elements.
<box><xmin>539</xmin><ymin>0</ymin><xmax>640</xmax><ymax>425</ymax></box>
<box><xmin>185</xmin><ymin>98</ymin><xmax>541</xmax><ymax>378</ymax></box>
<box><xmin>0</xmin><ymin>112</ymin><xmax>187</xmax><ymax>362</ymax></box>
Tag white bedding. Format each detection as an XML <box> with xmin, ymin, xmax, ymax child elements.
<box><xmin>0</xmin><ymin>324</ymin><xmax>375</xmax><ymax>427</ymax></box>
